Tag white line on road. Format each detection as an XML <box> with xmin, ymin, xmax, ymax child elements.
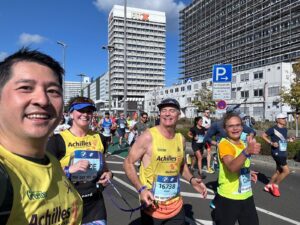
<box><xmin>256</xmin><ymin>207</ymin><xmax>300</xmax><ymax>225</ymax></box>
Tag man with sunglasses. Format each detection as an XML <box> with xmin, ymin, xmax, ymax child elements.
<box><xmin>0</xmin><ymin>48</ymin><xmax>82</xmax><ymax>225</ymax></box>
<box><xmin>124</xmin><ymin>98</ymin><xmax>207</xmax><ymax>225</ymax></box>
<box><xmin>47</xmin><ymin>96</ymin><xmax>113</xmax><ymax>225</ymax></box>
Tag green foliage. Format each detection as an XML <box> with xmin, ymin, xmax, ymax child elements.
<box><xmin>280</xmin><ymin>60</ymin><xmax>300</xmax><ymax>113</ymax></box>
<box><xmin>192</xmin><ymin>87</ymin><xmax>216</xmax><ymax>113</ymax></box>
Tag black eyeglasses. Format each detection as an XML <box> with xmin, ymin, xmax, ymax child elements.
<box><xmin>142</xmin><ymin>117</ymin><xmax>148</xmax><ymax>119</ymax></box>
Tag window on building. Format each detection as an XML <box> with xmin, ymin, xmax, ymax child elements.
<box><xmin>170</xmin><ymin>89</ymin><xmax>174</xmax><ymax>93</ymax></box>
<box><xmin>268</xmin><ymin>86</ymin><xmax>280</xmax><ymax>97</ymax></box>
<box><xmin>254</xmin><ymin>89</ymin><xmax>263</xmax><ymax>97</ymax></box>
<box><xmin>194</xmin><ymin>84</ymin><xmax>198</xmax><ymax>89</ymax></box>
<box><xmin>232</xmin><ymin>76</ymin><xmax>236</xmax><ymax>83</ymax></box>
<box><xmin>253</xmin><ymin>107</ymin><xmax>264</xmax><ymax>116</ymax></box>
<box><xmin>241</xmin><ymin>90</ymin><xmax>249</xmax><ymax>98</ymax></box>
<box><xmin>254</xmin><ymin>71</ymin><xmax>263</xmax><ymax>79</ymax></box>
<box><xmin>181</xmin><ymin>87</ymin><xmax>185</xmax><ymax>91</ymax></box>
<box><xmin>165</xmin><ymin>90</ymin><xmax>168</xmax><ymax>94</ymax></box>
<box><xmin>240</xmin><ymin>73</ymin><xmax>249</xmax><ymax>82</ymax></box>
<box><xmin>232</xmin><ymin>91</ymin><xmax>236</xmax><ymax>99</ymax></box>
<box><xmin>187</xmin><ymin>97</ymin><xmax>192</xmax><ymax>103</ymax></box>
<box><xmin>175</xmin><ymin>88</ymin><xmax>179</xmax><ymax>92</ymax></box>
<box><xmin>201</xmin><ymin>82</ymin><xmax>207</xmax><ymax>88</ymax></box>
<box><xmin>187</xmin><ymin>85</ymin><xmax>192</xmax><ymax>91</ymax></box>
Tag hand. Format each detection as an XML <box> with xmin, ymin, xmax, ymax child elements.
<box><xmin>272</xmin><ymin>142</ymin><xmax>279</xmax><ymax>148</ymax></box>
<box><xmin>245</xmin><ymin>136</ymin><xmax>261</xmax><ymax>155</ymax></box>
<box><xmin>250</xmin><ymin>170</ymin><xmax>258</xmax><ymax>183</ymax></box>
<box><xmin>97</xmin><ymin>171</ymin><xmax>112</xmax><ymax>186</ymax></box>
<box><xmin>190</xmin><ymin>177</ymin><xmax>207</xmax><ymax>198</ymax></box>
<box><xmin>69</xmin><ymin>160</ymin><xmax>90</xmax><ymax>173</ymax></box>
<box><xmin>139</xmin><ymin>189</ymin><xmax>155</xmax><ymax>207</ymax></box>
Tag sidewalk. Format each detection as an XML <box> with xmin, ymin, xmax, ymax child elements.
<box><xmin>185</xmin><ymin>142</ymin><xmax>300</xmax><ymax>171</ymax></box>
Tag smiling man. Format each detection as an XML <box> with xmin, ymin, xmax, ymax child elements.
<box><xmin>124</xmin><ymin>98</ymin><xmax>207</xmax><ymax>225</ymax></box>
<box><xmin>0</xmin><ymin>48</ymin><xmax>82</xmax><ymax>225</ymax></box>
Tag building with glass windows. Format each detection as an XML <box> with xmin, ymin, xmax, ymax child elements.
<box><xmin>107</xmin><ymin>5</ymin><xmax>166</xmax><ymax>112</ymax></box>
<box><xmin>179</xmin><ymin>0</ymin><xmax>300</xmax><ymax>81</ymax></box>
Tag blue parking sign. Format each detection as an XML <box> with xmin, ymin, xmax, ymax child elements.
<box><xmin>212</xmin><ymin>65</ymin><xmax>232</xmax><ymax>82</ymax></box>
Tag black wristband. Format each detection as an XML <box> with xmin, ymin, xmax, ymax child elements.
<box><xmin>189</xmin><ymin>176</ymin><xmax>195</xmax><ymax>184</ymax></box>
<box><xmin>242</xmin><ymin>150</ymin><xmax>251</xmax><ymax>158</ymax></box>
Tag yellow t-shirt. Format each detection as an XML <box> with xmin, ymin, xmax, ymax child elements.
<box><xmin>59</xmin><ymin>129</ymin><xmax>104</xmax><ymax>168</ymax></box>
<box><xmin>217</xmin><ymin>138</ymin><xmax>252</xmax><ymax>200</ymax></box>
<box><xmin>139</xmin><ymin>127</ymin><xmax>184</xmax><ymax>219</ymax></box>
<box><xmin>0</xmin><ymin>146</ymin><xmax>83</xmax><ymax>225</ymax></box>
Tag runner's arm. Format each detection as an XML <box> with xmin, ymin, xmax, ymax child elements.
<box><xmin>0</xmin><ymin>163</ymin><xmax>13</xmax><ymax>225</ymax></box>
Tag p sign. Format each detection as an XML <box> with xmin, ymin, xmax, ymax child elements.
<box><xmin>212</xmin><ymin>64</ymin><xmax>232</xmax><ymax>83</ymax></box>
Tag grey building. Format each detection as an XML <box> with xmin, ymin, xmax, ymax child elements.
<box><xmin>179</xmin><ymin>0</ymin><xmax>300</xmax><ymax>81</ymax></box>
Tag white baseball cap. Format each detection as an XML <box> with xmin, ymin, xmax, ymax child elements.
<box><xmin>276</xmin><ymin>113</ymin><xmax>287</xmax><ymax>119</ymax></box>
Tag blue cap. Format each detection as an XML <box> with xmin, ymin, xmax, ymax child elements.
<box><xmin>69</xmin><ymin>103</ymin><xmax>96</xmax><ymax>112</ymax></box>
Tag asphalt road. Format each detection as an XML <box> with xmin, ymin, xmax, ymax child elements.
<box><xmin>103</xmin><ymin>147</ymin><xmax>300</xmax><ymax>225</ymax></box>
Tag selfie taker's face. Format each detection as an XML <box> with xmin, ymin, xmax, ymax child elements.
<box><xmin>0</xmin><ymin>61</ymin><xmax>63</xmax><ymax>139</ymax></box>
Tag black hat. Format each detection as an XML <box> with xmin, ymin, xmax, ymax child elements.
<box><xmin>105</xmin><ymin>111</ymin><xmax>110</xmax><ymax>115</ymax></box>
<box><xmin>157</xmin><ymin>98</ymin><xmax>180</xmax><ymax>110</ymax></box>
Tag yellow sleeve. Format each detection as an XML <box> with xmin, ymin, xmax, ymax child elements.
<box><xmin>218</xmin><ymin>141</ymin><xmax>236</xmax><ymax>159</ymax></box>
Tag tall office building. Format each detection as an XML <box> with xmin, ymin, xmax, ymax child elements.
<box><xmin>108</xmin><ymin>5</ymin><xmax>166</xmax><ymax>111</ymax></box>
<box><xmin>179</xmin><ymin>0</ymin><xmax>300</xmax><ymax>81</ymax></box>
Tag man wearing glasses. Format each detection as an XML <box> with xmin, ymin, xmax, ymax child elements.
<box><xmin>134</xmin><ymin>112</ymin><xmax>151</xmax><ymax>137</ymax></box>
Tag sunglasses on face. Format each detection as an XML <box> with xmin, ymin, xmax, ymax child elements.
<box><xmin>76</xmin><ymin>108</ymin><xmax>94</xmax><ymax>114</ymax></box>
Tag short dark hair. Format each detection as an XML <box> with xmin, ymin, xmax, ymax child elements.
<box><xmin>0</xmin><ymin>48</ymin><xmax>64</xmax><ymax>93</ymax></box>
<box><xmin>194</xmin><ymin>116</ymin><xmax>202</xmax><ymax>126</ymax></box>
<box><xmin>223</xmin><ymin>113</ymin><xmax>242</xmax><ymax>128</ymax></box>
<box><xmin>141</xmin><ymin>112</ymin><xmax>148</xmax><ymax>117</ymax></box>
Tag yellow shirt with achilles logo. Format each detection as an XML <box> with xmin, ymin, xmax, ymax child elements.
<box><xmin>139</xmin><ymin>127</ymin><xmax>184</xmax><ymax>219</ymax></box>
<box><xmin>0</xmin><ymin>146</ymin><xmax>83</xmax><ymax>225</ymax></box>
<box><xmin>217</xmin><ymin>138</ymin><xmax>252</xmax><ymax>200</ymax></box>
<box><xmin>59</xmin><ymin>129</ymin><xmax>104</xmax><ymax>168</ymax></box>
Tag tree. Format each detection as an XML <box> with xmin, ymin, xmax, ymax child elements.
<box><xmin>280</xmin><ymin>60</ymin><xmax>300</xmax><ymax>137</ymax></box>
<box><xmin>280</xmin><ymin>60</ymin><xmax>300</xmax><ymax>113</ymax></box>
<box><xmin>192</xmin><ymin>87</ymin><xmax>216</xmax><ymax>113</ymax></box>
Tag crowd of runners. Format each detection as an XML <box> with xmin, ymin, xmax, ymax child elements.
<box><xmin>0</xmin><ymin>48</ymin><xmax>296</xmax><ymax>225</ymax></box>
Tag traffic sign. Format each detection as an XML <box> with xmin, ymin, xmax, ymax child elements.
<box><xmin>212</xmin><ymin>64</ymin><xmax>232</xmax><ymax>100</ymax></box>
<box><xmin>217</xmin><ymin>100</ymin><xmax>227</xmax><ymax>110</ymax></box>
<box><xmin>212</xmin><ymin>64</ymin><xmax>232</xmax><ymax>83</ymax></box>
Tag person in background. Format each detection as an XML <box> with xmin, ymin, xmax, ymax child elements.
<box><xmin>116</xmin><ymin>112</ymin><xmax>128</xmax><ymax>148</ymax></box>
<box><xmin>47</xmin><ymin>96</ymin><xmax>113</xmax><ymax>224</ymax></box>
<box><xmin>187</xmin><ymin>116</ymin><xmax>207</xmax><ymax>178</ymax></box>
<box><xmin>202</xmin><ymin>109</ymin><xmax>214</xmax><ymax>174</ymax></box>
<box><xmin>261</xmin><ymin>113</ymin><xmax>295</xmax><ymax>197</ymax></box>
<box><xmin>134</xmin><ymin>112</ymin><xmax>151</xmax><ymax>137</ymax></box>
<box><xmin>99</xmin><ymin>111</ymin><xmax>114</xmax><ymax>153</ymax></box>
<box><xmin>0</xmin><ymin>48</ymin><xmax>82</xmax><ymax>224</ymax></box>
<box><xmin>212</xmin><ymin>113</ymin><xmax>260</xmax><ymax>225</ymax></box>
<box><xmin>128</xmin><ymin>112</ymin><xmax>138</xmax><ymax>146</ymax></box>
<box><xmin>124</xmin><ymin>98</ymin><xmax>207</xmax><ymax>225</ymax></box>
<box><xmin>53</xmin><ymin>115</ymin><xmax>71</xmax><ymax>134</ymax></box>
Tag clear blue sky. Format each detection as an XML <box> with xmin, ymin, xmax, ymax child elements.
<box><xmin>0</xmin><ymin>0</ymin><xmax>191</xmax><ymax>87</ymax></box>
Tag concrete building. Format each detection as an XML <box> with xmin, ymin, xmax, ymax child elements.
<box><xmin>64</xmin><ymin>76</ymin><xmax>90</xmax><ymax>105</ymax></box>
<box><xmin>179</xmin><ymin>0</ymin><xmax>300</xmax><ymax>81</ymax></box>
<box><xmin>144</xmin><ymin>62</ymin><xmax>295</xmax><ymax>121</ymax></box>
<box><xmin>107</xmin><ymin>5</ymin><xmax>166</xmax><ymax>112</ymax></box>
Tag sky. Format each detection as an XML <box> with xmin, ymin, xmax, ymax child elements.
<box><xmin>0</xmin><ymin>0</ymin><xmax>192</xmax><ymax>87</ymax></box>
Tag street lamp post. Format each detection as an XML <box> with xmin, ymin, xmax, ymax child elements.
<box><xmin>77</xmin><ymin>73</ymin><xmax>87</xmax><ymax>96</ymax></box>
<box><xmin>102</xmin><ymin>45</ymin><xmax>115</xmax><ymax>113</ymax></box>
<box><xmin>123</xmin><ymin>0</ymin><xmax>128</xmax><ymax>115</ymax></box>
<box><xmin>57</xmin><ymin>41</ymin><xmax>67</xmax><ymax>102</ymax></box>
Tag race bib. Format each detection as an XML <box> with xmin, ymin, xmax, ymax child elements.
<box><xmin>120</xmin><ymin>123</ymin><xmax>125</xmax><ymax>129</ymax></box>
<box><xmin>103</xmin><ymin>127</ymin><xmax>111</xmax><ymax>136</ymax></box>
<box><xmin>240</xmin><ymin>132</ymin><xmax>247</xmax><ymax>144</ymax></box>
<box><xmin>238</xmin><ymin>168</ymin><xmax>251</xmax><ymax>193</ymax></box>
<box><xmin>279</xmin><ymin>140</ymin><xmax>287</xmax><ymax>152</ymax></box>
<box><xmin>70</xmin><ymin>150</ymin><xmax>104</xmax><ymax>183</ymax></box>
<box><xmin>152</xmin><ymin>175</ymin><xmax>180</xmax><ymax>202</ymax></box>
<box><xmin>197</xmin><ymin>135</ymin><xmax>204</xmax><ymax>143</ymax></box>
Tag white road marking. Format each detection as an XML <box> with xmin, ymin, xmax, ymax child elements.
<box><xmin>109</xmin><ymin>162</ymin><xmax>300</xmax><ymax>224</ymax></box>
